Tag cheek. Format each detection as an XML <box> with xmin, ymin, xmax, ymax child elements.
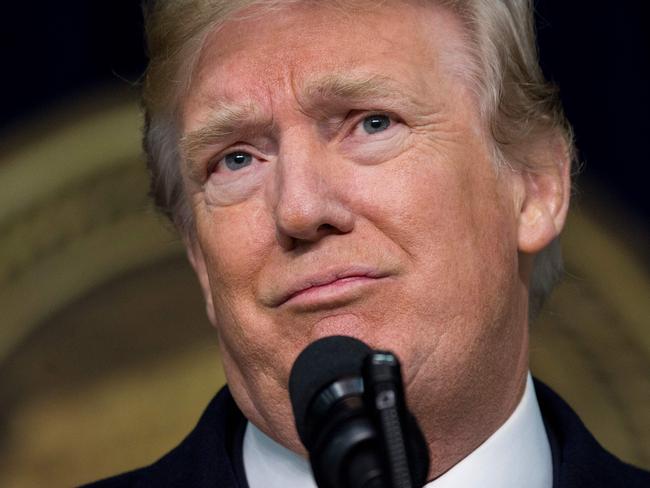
<box><xmin>355</xmin><ymin>144</ymin><xmax>518</xmax><ymax>310</ymax></box>
<box><xmin>193</xmin><ymin>198</ymin><xmax>301</xmax><ymax>382</ymax></box>
<box><xmin>195</xmin><ymin>199</ymin><xmax>274</xmax><ymax>303</ymax></box>
<box><xmin>349</xmin><ymin>146</ymin><xmax>480</xmax><ymax>253</ymax></box>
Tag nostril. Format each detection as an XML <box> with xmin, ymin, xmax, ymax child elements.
<box><xmin>316</xmin><ymin>223</ymin><xmax>345</xmax><ymax>237</ymax></box>
<box><xmin>317</xmin><ymin>223</ymin><xmax>336</xmax><ymax>233</ymax></box>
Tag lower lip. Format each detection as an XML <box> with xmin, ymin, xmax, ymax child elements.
<box><xmin>285</xmin><ymin>276</ymin><xmax>381</xmax><ymax>309</ymax></box>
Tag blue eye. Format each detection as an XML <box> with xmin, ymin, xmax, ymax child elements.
<box><xmin>362</xmin><ymin>114</ymin><xmax>391</xmax><ymax>134</ymax></box>
<box><xmin>224</xmin><ymin>151</ymin><xmax>252</xmax><ymax>171</ymax></box>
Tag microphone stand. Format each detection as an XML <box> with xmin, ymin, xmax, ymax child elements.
<box><xmin>363</xmin><ymin>352</ymin><xmax>417</xmax><ymax>488</ymax></box>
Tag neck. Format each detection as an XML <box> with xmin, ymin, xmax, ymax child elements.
<box><xmin>409</xmin><ymin>334</ymin><xmax>528</xmax><ymax>480</ymax></box>
<box><xmin>419</xmin><ymin>367</ymin><xmax>529</xmax><ymax>480</ymax></box>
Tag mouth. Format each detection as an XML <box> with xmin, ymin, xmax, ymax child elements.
<box><xmin>277</xmin><ymin>267</ymin><xmax>389</xmax><ymax>310</ymax></box>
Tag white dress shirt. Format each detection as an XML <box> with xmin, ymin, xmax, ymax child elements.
<box><xmin>243</xmin><ymin>373</ymin><xmax>552</xmax><ymax>488</ymax></box>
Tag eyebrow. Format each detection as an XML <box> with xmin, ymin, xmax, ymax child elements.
<box><xmin>180</xmin><ymin>101</ymin><xmax>271</xmax><ymax>176</ymax></box>
<box><xmin>299</xmin><ymin>73</ymin><xmax>421</xmax><ymax>113</ymax></box>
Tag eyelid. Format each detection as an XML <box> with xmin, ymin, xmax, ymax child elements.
<box><xmin>208</xmin><ymin>145</ymin><xmax>260</xmax><ymax>176</ymax></box>
<box><xmin>348</xmin><ymin>111</ymin><xmax>400</xmax><ymax>137</ymax></box>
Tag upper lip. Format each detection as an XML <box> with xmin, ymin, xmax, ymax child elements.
<box><xmin>273</xmin><ymin>265</ymin><xmax>389</xmax><ymax>307</ymax></box>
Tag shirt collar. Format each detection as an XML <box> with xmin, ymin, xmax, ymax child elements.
<box><xmin>425</xmin><ymin>373</ymin><xmax>553</xmax><ymax>487</ymax></box>
<box><xmin>243</xmin><ymin>373</ymin><xmax>552</xmax><ymax>488</ymax></box>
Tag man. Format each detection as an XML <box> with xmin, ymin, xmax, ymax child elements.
<box><xmin>88</xmin><ymin>0</ymin><xmax>649</xmax><ymax>486</ymax></box>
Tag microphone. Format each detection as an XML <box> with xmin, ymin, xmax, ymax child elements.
<box><xmin>289</xmin><ymin>336</ymin><xmax>429</xmax><ymax>488</ymax></box>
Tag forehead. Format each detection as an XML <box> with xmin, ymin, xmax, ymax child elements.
<box><xmin>182</xmin><ymin>1</ymin><xmax>469</xmax><ymax>128</ymax></box>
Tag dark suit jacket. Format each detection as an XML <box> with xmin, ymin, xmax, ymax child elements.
<box><xmin>83</xmin><ymin>380</ymin><xmax>650</xmax><ymax>487</ymax></box>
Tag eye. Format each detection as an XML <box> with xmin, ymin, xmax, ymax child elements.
<box><xmin>362</xmin><ymin>114</ymin><xmax>391</xmax><ymax>134</ymax></box>
<box><xmin>223</xmin><ymin>151</ymin><xmax>253</xmax><ymax>171</ymax></box>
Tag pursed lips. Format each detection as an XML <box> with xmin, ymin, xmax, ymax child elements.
<box><xmin>272</xmin><ymin>266</ymin><xmax>390</xmax><ymax>308</ymax></box>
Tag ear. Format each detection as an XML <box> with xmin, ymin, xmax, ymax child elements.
<box><xmin>515</xmin><ymin>136</ymin><xmax>571</xmax><ymax>254</ymax></box>
<box><xmin>185</xmin><ymin>238</ymin><xmax>217</xmax><ymax>327</ymax></box>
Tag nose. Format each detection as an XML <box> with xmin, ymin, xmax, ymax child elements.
<box><xmin>271</xmin><ymin>137</ymin><xmax>355</xmax><ymax>249</ymax></box>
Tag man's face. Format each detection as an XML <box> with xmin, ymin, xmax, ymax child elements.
<box><xmin>180</xmin><ymin>1</ymin><xmax>539</xmax><ymax>458</ymax></box>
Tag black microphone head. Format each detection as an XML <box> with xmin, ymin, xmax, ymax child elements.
<box><xmin>289</xmin><ymin>335</ymin><xmax>371</xmax><ymax>447</ymax></box>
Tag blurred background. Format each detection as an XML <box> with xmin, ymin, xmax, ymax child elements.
<box><xmin>0</xmin><ymin>1</ymin><xmax>648</xmax><ymax>486</ymax></box>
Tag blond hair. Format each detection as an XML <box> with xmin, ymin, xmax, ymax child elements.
<box><xmin>142</xmin><ymin>0</ymin><xmax>575</xmax><ymax>317</ymax></box>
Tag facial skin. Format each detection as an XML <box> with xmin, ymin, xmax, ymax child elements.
<box><xmin>180</xmin><ymin>1</ymin><xmax>570</xmax><ymax>479</ymax></box>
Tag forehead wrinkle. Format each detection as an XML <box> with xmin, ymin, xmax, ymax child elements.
<box><xmin>297</xmin><ymin>73</ymin><xmax>422</xmax><ymax>115</ymax></box>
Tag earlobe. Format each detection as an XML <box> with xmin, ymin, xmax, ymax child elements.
<box><xmin>516</xmin><ymin>139</ymin><xmax>571</xmax><ymax>254</ymax></box>
<box><xmin>185</xmin><ymin>239</ymin><xmax>217</xmax><ymax>326</ymax></box>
